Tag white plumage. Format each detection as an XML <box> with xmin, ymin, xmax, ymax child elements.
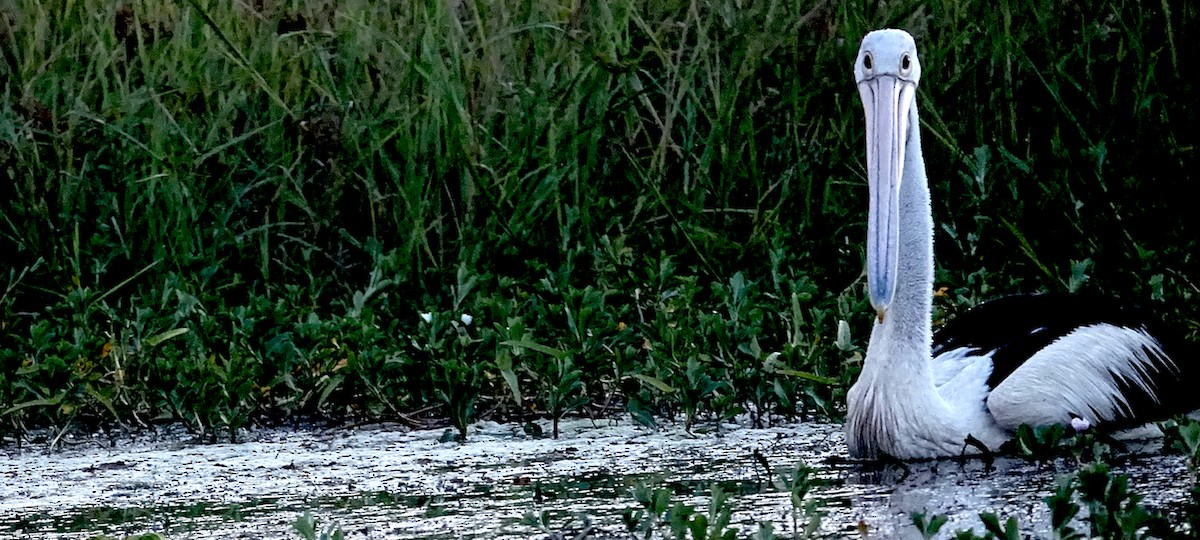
<box><xmin>844</xmin><ymin>29</ymin><xmax>1190</xmax><ymax>460</ymax></box>
<box><xmin>986</xmin><ymin>324</ymin><xmax>1173</xmax><ymax>428</ymax></box>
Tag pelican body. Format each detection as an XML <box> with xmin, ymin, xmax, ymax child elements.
<box><xmin>845</xmin><ymin>29</ymin><xmax>1196</xmax><ymax>460</ymax></box>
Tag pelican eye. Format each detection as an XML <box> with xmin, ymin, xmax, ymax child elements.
<box><xmin>901</xmin><ymin>53</ymin><xmax>911</xmax><ymax>71</ymax></box>
<box><xmin>863</xmin><ymin>53</ymin><xmax>873</xmax><ymax>70</ymax></box>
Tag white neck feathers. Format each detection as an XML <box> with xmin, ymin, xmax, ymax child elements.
<box><xmin>845</xmin><ymin>101</ymin><xmax>967</xmax><ymax>459</ymax></box>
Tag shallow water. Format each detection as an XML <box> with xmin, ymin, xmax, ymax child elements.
<box><xmin>0</xmin><ymin>418</ymin><xmax>1191</xmax><ymax>539</ymax></box>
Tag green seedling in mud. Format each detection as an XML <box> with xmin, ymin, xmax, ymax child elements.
<box><xmin>1161</xmin><ymin>417</ymin><xmax>1200</xmax><ymax>472</ymax></box>
<box><xmin>1011</xmin><ymin>424</ymin><xmax>1067</xmax><ymax>458</ymax></box>
<box><xmin>1075</xmin><ymin>463</ymin><xmax>1171</xmax><ymax>539</ymax></box>
<box><xmin>910</xmin><ymin>511</ymin><xmax>948</xmax><ymax>540</ymax></box>
<box><xmin>499</xmin><ymin>333</ymin><xmax>585</xmax><ymax>439</ymax></box>
<box><xmin>545</xmin><ymin>355</ymin><xmax>588</xmax><ymax>439</ymax></box>
<box><xmin>776</xmin><ymin>461</ymin><xmax>822</xmax><ymax>539</ymax></box>
<box><xmin>956</xmin><ymin>513</ymin><xmax>1021</xmax><ymax>540</ymax></box>
<box><xmin>1045</xmin><ymin>475</ymin><xmax>1086</xmax><ymax>540</ymax></box>
<box><xmin>622</xmin><ymin>482</ymin><xmax>742</xmax><ymax>540</ymax></box>
<box><xmin>679</xmin><ymin>356</ymin><xmax>731</xmax><ymax>433</ymax></box>
<box><xmin>293</xmin><ymin>511</ymin><xmax>345</xmax><ymax>540</ymax></box>
<box><xmin>917</xmin><ymin>463</ymin><xmax>1175</xmax><ymax>539</ymax></box>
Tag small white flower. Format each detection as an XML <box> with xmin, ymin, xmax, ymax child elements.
<box><xmin>1070</xmin><ymin>416</ymin><xmax>1091</xmax><ymax>433</ymax></box>
<box><xmin>419</xmin><ymin>312</ymin><xmax>433</xmax><ymax>324</ymax></box>
<box><xmin>460</xmin><ymin>313</ymin><xmax>473</xmax><ymax>326</ymax></box>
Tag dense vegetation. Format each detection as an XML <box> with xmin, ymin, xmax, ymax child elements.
<box><xmin>1</xmin><ymin>0</ymin><xmax>1196</xmax><ymax>442</ymax></box>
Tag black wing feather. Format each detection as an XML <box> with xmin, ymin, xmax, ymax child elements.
<box><xmin>932</xmin><ymin>293</ymin><xmax>1198</xmax><ymax>428</ymax></box>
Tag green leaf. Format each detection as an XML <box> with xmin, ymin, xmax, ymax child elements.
<box><xmin>495</xmin><ymin>351</ymin><xmax>522</xmax><ymax>403</ymax></box>
<box><xmin>2</xmin><ymin>395</ymin><xmax>64</xmax><ymax>416</ymax></box>
<box><xmin>500</xmin><ymin>339</ymin><xmax>566</xmax><ymax>359</ymax></box>
<box><xmin>294</xmin><ymin>511</ymin><xmax>317</xmax><ymax>538</ymax></box>
<box><xmin>835</xmin><ymin>319</ymin><xmax>852</xmax><ymax>351</ymax></box>
<box><xmin>689</xmin><ymin>513</ymin><xmax>708</xmax><ymax>540</ymax></box>
<box><xmin>316</xmin><ymin>374</ymin><xmax>346</xmax><ymax>409</ymax></box>
<box><xmin>789</xmin><ymin>292</ymin><xmax>804</xmax><ymax>347</ymax></box>
<box><xmin>84</xmin><ymin>384</ymin><xmax>121</xmax><ymax>421</ymax></box>
<box><xmin>1067</xmin><ymin>258</ymin><xmax>1092</xmax><ymax>293</ymax></box>
<box><xmin>775</xmin><ymin>369</ymin><xmax>837</xmax><ymax>385</ymax></box>
<box><xmin>1178</xmin><ymin>419</ymin><xmax>1200</xmax><ymax>454</ymax></box>
<box><xmin>144</xmin><ymin>327</ymin><xmax>190</xmax><ymax>347</ymax></box>
<box><xmin>631</xmin><ymin>373</ymin><xmax>676</xmax><ymax>394</ymax></box>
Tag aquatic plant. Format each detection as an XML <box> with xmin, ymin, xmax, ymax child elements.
<box><xmin>1161</xmin><ymin>416</ymin><xmax>1200</xmax><ymax>473</ymax></box>
<box><xmin>1004</xmin><ymin>421</ymin><xmax>1116</xmax><ymax>465</ymax></box>
<box><xmin>293</xmin><ymin>511</ymin><xmax>345</xmax><ymax>540</ymax></box>
<box><xmin>1075</xmin><ymin>463</ymin><xmax>1171</xmax><ymax>539</ymax></box>
<box><xmin>1011</xmin><ymin>424</ymin><xmax>1070</xmax><ymax>458</ymax></box>
<box><xmin>910</xmin><ymin>511</ymin><xmax>948</xmax><ymax>539</ymax></box>
<box><xmin>918</xmin><ymin>461</ymin><xmax>1176</xmax><ymax>539</ymax></box>
<box><xmin>621</xmin><ymin>482</ymin><xmax>751</xmax><ymax>540</ymax></box>
<box><xmin>777</xmin><ymin>461</ymin><xmax>822</xmax><ymax>538</ymax></box>
<box><xmin>544</xmin><ymin>355</ymin><xmax>588</xmax><ymax>439</ymax></box>
<box><xmin>418</xmin><ymin>307</ymin><xmax>485</xmax><ymax>442</ymax></box>
<box><xmin>1045</xmin><ymin>474</ymin><xmax>1086</xmax><ymax>540</ymax></box>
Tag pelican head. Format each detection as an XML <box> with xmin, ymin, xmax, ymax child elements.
<box><xmin>856</xmin><ymin>29</ymin><xmax>922</xmax><ymax>319</ymax></box>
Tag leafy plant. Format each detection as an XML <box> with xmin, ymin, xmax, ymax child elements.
<box><xmin>778</xmin><ymin>461</ymin><xmax>822</xmax><ymax>539</ymax></box>
<box><xmin>544</xmin><ymin>356</ymin><xmax>588</xmax><ymax>439</ymax></box>
<box><xmin>293</xmin><ymin>511</ymin><xmax>345</xmax><ymax>540</ymax></box>
<box><xmin>1075</xmin><ymin>463</ymin><xmax>1171</xmax><ymax>539</ymax></box>
<box><xmin>621</xmin><ymin>482</ymin><xmax>744</xmax><ymax>540</ymax></box>
<box><xmin>1161</xmin><ymin>417</ymin><xmax>1200</xmax><ymax>472</ymax></box>
<box><xmin>1010</xmin><ymin>423</ymin><xmax>1068</xmax><ymax>459</ymax></box>
<box><xmin>911</xmin><ymin>511</ymin><xmax>948</xmax><ymax>540</ymax></box>
<box><xmin>1045</xmin><ymin>474</ymin><xmax>1085</xmax><ymax>540</ymax></box>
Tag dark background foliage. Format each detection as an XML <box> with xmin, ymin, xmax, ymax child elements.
<box><xmin>0</xmin><ymin>0</ymin><xmax>1195</xmax><ymax>440</ymax></box>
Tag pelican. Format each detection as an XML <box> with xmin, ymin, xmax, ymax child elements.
<box><xmin>845</xmin><ymin>29</ymin><xmax>1196</xmax><ymax>460</ymax></box>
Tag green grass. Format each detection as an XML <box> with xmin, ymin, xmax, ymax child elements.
<box><xmin>0</xmin><ymin>0</ymin><xmax>1196</xmax><ymax>441</ymax></box>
